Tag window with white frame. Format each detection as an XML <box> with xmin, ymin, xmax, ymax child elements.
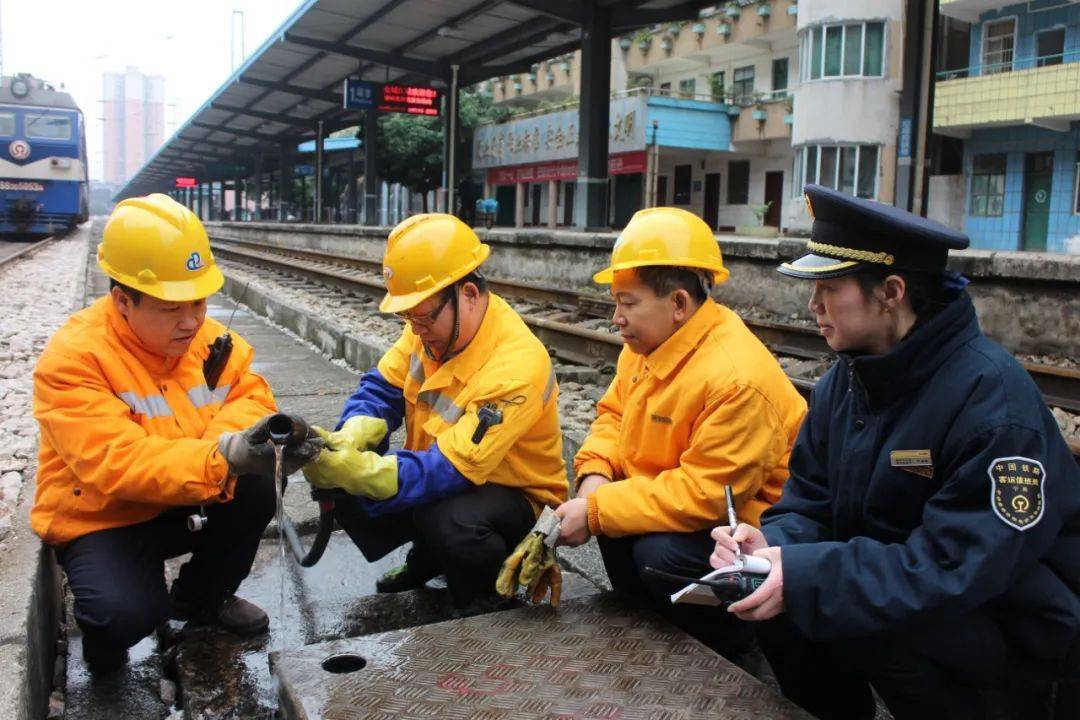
<box><xmin>794</xmin><ymin>144</ymin><xmax>879</xmax><ymax>199</ymax></box>
<box><xmin>801</xmin><ymin>21</ymin><xmax>885</xmax><ymax>81</ymax></box>
<box><xmin>982</xmin><ymin>19</ymin><xmax>1015</xmax><ymax>75</ymax></box>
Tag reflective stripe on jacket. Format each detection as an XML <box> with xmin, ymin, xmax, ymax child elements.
<box><xmin>32</xmin><ymin>296</ymin><xmax>277</xmax><ymax>545</ymax></box>
<box><xmin>575</xmin><ymin>299</ymin><xmax>807</xmax><ymax>537</ymax></box>
<box><xmin>377</xmin><ymin>293</ymin><xmax>566</xmax><ymax>513</ymax></box>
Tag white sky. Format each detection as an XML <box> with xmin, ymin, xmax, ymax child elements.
<box><xmin>2</xmin><ymin>0</ymin><xmax>301</xmax><ymax>180</ymax></box>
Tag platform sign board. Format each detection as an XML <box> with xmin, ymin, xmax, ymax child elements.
<box><xmin>343</xmin><ymin>79</ymin><xmax>441</xmax><ymax>117</ymax></box>
<box><xmin>175</xmin><ymin>177</ymin><xmax>197</xmax><ymax>188</ymax></box>
<box><xmin>343</xmin><ymin>79</ymin><xmax>377</xmax><ymax>110</ymax></box>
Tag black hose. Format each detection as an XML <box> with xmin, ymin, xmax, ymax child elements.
<box><xmin>267</xmin><ymin>412</ymin><xmax>333</xmax><ymax>566</ymax></box>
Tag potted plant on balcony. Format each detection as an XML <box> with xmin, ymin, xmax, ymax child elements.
<box><xmin>666</xmin><ymin>22</ymin><xmax>684</xmax><ymax>36</ymax></box>
<box><xmin>660</xmin><ymin>36</ymin><xmax>674</xmax><ymax>53</ymax></box>
<box><xmin>757</xmin><ymin>4</ymin><xmax>771</xmax><ymax>17</ymax></box>
<box><xmin>560</xmin><ymin>55</ymin><xmax>572</xmax><ymax>73</ymax></box>
<box><xmin>725</xmin><ymin>93</ymin><xmax>743</xmax><ymax>117</ymax></box>
<box><xmin>724</xmin><ymin>3</ymin><xmax>741</xmax><ymax>18</ymax></box>
<box><xmin>634</xmin><ymin>28</ymin><xmax>653</xmax><ymax>52</ymax></box>
<box><xmin>692</xmin><ymin>22</ymin><xmax>707</xmax><ymax>38</ymax></box>
<box><xmin>717</xmin><ymin>22</ymin><xmax>732</xmax><ymax>37</ymax></box>
<box><xmin>787</xmin><ymin>1</ymin><xmax>798</xmax><ymax>16</ymax></box>
<box><xmin>752</xmin><ymin>94</ymin><xmax>768</xmax><ymax>121</ymax></box>
<box><xmin>546</xmin><ymin>70</ymin><xmax>556</xmax><ymax>83</ymax></box>
<box><xmin>618</xmin><ymin>36</ymin><xmax>633</xmax><ymax>51</ymax></box>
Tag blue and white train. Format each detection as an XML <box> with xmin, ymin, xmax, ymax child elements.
<box><xmin>0</xmin><ymin>73</ymin><xmax>88</xmax><ymax>236</ymax></box>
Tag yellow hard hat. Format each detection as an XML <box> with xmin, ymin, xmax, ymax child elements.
<box><xmin>379</xmin><ymin>213</ymin><xmax>490</xmax><ymax>313</ymax></box>
<box><xmin>98</xmin><ymin>193</ymin><xmax>224</xmax><ymax>302</ymax></box>
<box><xmin>593</xmin><ymin>207</ymin><xmax>729</xmax><ymax>285</ymax></box>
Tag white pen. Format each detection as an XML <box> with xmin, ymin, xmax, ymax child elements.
<box><xmin>724</xmin><ymin>485</ymin><xmax>743</xmax><ymax>564</ymax></box>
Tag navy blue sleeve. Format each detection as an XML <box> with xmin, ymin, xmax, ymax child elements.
<box><xmin>337</xmin><ymin>368</ymin><xmax>405</xmax><ymax>454</ymax></box>
<box><xmin>781</xmin><ymin>423</ymin><xmax>1066</xmax><ymax>641</ymax></box>
<box><xmin>361</xmin><ymin>441</ymin><xmax>472</xmax><ymax>517</ymax></box>
<box><xmin>761</xmin><ymin>383</ymin><xmax>835</xmax><ymax>547</ymax></box>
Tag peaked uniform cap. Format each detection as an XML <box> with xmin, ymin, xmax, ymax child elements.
<box><xmin>779</xmin><ymin>184</ymin><xmax>970</xmax><ymax>280</ymax></box>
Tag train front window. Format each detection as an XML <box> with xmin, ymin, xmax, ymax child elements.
<box><xmin>25</xmin><ymin>113</ymin><xmax>72</xmax><ymax>140</ymax></box>
<box><xmin>0</xmin><ymin>113</ymin><xmax>14</xmax><ymax>137</ymax></box>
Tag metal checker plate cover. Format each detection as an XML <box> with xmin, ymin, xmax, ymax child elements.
<box><xmin>273</xmin><ymin>593</ymin><xmax>813</xmax><ymax>719</ymax></box>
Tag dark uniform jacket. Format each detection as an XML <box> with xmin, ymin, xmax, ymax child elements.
<box><xmin>761</xmin><ymin>291</ymin><xmax>1080</xmax><ymax>675</ymax></box>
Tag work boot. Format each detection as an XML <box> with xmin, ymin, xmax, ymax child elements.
<box><xmin>82</xmin><ymin>639</ymin><xmax>128</xmax><ymax>676</ymax></box>
<box><xmin>375</xmin><ymin>548</ymin><xmax>440</xmax><ymax>593</ymax></box>
<box><xmin>212</xmin><ymin>595</ymin><xmax>270</xmax><ymax>635</ymax></box>
<box><xmin>172</xmin><ymin>585</ymin><xmax>269</xmax><ymax>636</ymax></box>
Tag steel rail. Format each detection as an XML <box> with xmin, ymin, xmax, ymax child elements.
<box><xmin>0</xmin><ymin>235</ymin><xmax>58</xmax><ymax>269</ymax></box>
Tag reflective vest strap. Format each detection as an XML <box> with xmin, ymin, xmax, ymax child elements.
<box><xmin>118</xmin><ymin>391</ymin><xmax>173</xmax><ymax>419</ymax></box>
<box><xmin>187</xmin><ymin>383</ymin><xmax>232</xmax><ymax>409</ymax></box>
<box><xmin>416</xmin><ymin>390</ymin><xmax>466</xmax><ymax>424</ymax></box>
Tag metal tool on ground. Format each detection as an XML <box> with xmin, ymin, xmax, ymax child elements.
<box><xmin>267</xmin><ymin>413</ymin><xmax>336</xmax><ymax>568</ymax></box>
<box><xmin>495</xmin><ymin>506</ymin><xmax>563</xmax><ymax>606</ymax></box>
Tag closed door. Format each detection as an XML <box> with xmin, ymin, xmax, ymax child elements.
<box><xmin>703</xmin><ymin>173</ymin><xmax>721</xmax><ymax>229</ymax></box>
<box><xmin>612</xmin><ymin>173</ymin><xmax>643</xmax><ymax>228</ymax></box>
<box><xmin>764</xmin><ymin>171</ymin><xmax>784</xmax><ymax>228</ymax></box>
<box><xmin>495</xmin><ymin>185</ymin><xmax>515</xmax><ymax>226</ymax></box>
<box><xmin>1022</xmin><ymin>153</ymin><xmax>1052</xmax><ymax>251</ymax></box>
<box><xmin>563</xmin><ymin>181</ymin><xmax>575</xmax><ymax>225</ymax></box>
<box><xmin>531</xmin><ymin>184</ymin><xmax>542</xmax><ymax>225</ymax></box>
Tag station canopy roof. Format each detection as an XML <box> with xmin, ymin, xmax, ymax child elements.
<box><xmin>117</xmin><ymin>0</ymin><xmax>714</xmax><ymax>199</ymax></box>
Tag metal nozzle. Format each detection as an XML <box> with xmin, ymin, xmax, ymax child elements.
<box><xmin>267</xmin><ymin>413</ymin><xmax>308</xmax><ymax>445</ymax></box>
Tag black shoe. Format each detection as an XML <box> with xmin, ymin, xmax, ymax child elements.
<box><xmin>376</xmin><ymin>550</ymin><xmax>439</xmax><ymax>593</ymax></box>
<box><xmin>82</xmin><ymin>640</ymin><xmax>127</xmax><ymax>676</ymax></box>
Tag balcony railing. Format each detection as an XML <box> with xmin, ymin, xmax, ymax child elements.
<box><xmin>934</xmin><ymin>51</ymin><xmax>1080</xmax><ymax>132</ymax></box>
<box><xmin>936</xmin><ymin>49</ymin><xmax>1080</xmax><ymax>80</ymax></box>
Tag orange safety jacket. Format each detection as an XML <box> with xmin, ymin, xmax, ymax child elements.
<box><xmin>31</xmin><ymin>296</ymin><xmax>277</xmax><ymax>545</ymax></box>
<box><xmin>574</xmin><ymin>299</ymin><xmax>807</xmax><ymax>537</ymax></box>
<box><xmin>378</xmin><ymin>293</ymin><xmax>567</xmax><ymax>513</ymax></box>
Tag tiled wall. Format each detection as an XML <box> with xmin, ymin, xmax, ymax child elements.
<box><xmin>963</xmin><ymin>123</ymin><xmax>1080</xmax><ymax>252</ymax></box>
<box><xmin>968</xmin><ymin>1</ymin><xmax>1080</xmax><ymax>74</ymax></box>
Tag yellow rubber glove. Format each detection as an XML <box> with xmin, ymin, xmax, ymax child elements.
<box><xmin>303</xmin><ymin>444</ymin><xmax>399</xmax><ymax>500</ymax></box>
<box><xmin>332</xmin><ymin>415</ymin><xmax>388</xmax><ymax>452</ymax></box>
<box><xmin>496</xmin><ymin>533</ymin><xmax>550</xmax><ymax>598</ymax></box>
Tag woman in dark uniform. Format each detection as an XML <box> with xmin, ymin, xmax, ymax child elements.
<box><xmin>711</xmin><ymin>184</ymin><xmax>1080</xmax><ymax>720</ymax></box>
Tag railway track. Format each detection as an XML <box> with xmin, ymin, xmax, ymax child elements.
<box><xmin>209</xmin><ymin>238</ymin><xmax>1080</xmax><ymax>459</ymax></box>
<box><xmin>0</xmin><ymin>234</ymin><xmax>58</xmax><ymax>268</ymax></box>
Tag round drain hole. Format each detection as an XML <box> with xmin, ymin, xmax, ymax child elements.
<box><xmin>321</xmin><ymin>653</ymin><xmax>367</xmax><ymax>674</ymax></box>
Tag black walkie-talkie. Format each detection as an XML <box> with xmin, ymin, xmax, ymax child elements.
<box><xmin>203</xmin><ymin>283</ymin><xmax>248</xmax><ymax>390</ymax></box>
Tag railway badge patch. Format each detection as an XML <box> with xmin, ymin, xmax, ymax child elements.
<box><xmin>988</xmin><ymin>456</ymin><xmax>1045</xmax><ymax>531</ymax></box>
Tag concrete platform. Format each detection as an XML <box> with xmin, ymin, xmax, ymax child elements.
<box><xmin>272</xmin><ymin>594</ymin><xmax>813</xmax><ymax>720</ymax></box>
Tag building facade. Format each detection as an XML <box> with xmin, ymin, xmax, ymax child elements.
<box><xmin>933</xmin><ymin>0</ymin><xmax>1080</xmax><ymax>253</ymax></box>
<box><xmin>102</xmin><ymin>67</ymin><xmax>165</xmax><ymax>185</ymax></box>
<box><xmin>476</xmin><ymin>0</ymin><xmax>909</xmax><ymax>233</ymax></box>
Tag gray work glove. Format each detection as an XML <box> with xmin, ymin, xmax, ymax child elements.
<box><xmin>217</xmin><ymin>414</ymin><xmax>324</xmax><ymax>478</ymax></box>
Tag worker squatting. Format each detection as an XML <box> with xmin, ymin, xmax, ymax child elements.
<box><xmin>30</xmin><ymin>189</ymin><xmax>1080</xmax><ymax>720</ymax></box>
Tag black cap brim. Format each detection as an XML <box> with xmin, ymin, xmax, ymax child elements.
<box><xmin>778</xmin><ymin>253</ymin><xmax>861</xmax><ymax>280</ymax></box>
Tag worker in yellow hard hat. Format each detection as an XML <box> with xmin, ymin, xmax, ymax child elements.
<box><xmin>303</xmin><ymin>213</ymin><xmax>567</xmax><ymax>612</ymax></box>
<box><xmin>553</xmin><ymin>207</ymin><xmax>807</xmax><ymax>657</ymax></box>
<box><xmin>32</xmin><ymin>194</ymin><xmax>319</xmax><ymax>675</ymax></box>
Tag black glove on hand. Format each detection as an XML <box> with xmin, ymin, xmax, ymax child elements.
<box><xmin>218</xmin><ymin>414</ymin><xmax>323</xmax><ymax>477</ymax></box>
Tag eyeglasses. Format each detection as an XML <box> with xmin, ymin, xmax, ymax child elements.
<box><xmin>396</xmin><ymin>291</ymin><xmax>452</xmax><ymax>327</ymax></box>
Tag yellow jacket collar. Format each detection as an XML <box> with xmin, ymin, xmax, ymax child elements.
<box><xmin>644</xmin><ymin>298</ymin><xmax>723</xmax><ymax>381</ymax></box>
<box><xmin>102</xmin><ymin>296</ymin><xmax>183</xmax><ymax>376</ymax></box>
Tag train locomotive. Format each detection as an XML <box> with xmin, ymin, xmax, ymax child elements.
<box><xmin>0</xmin><ymin>73</ymin><xmax>88</xmax><ymax>237</ymax></box>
